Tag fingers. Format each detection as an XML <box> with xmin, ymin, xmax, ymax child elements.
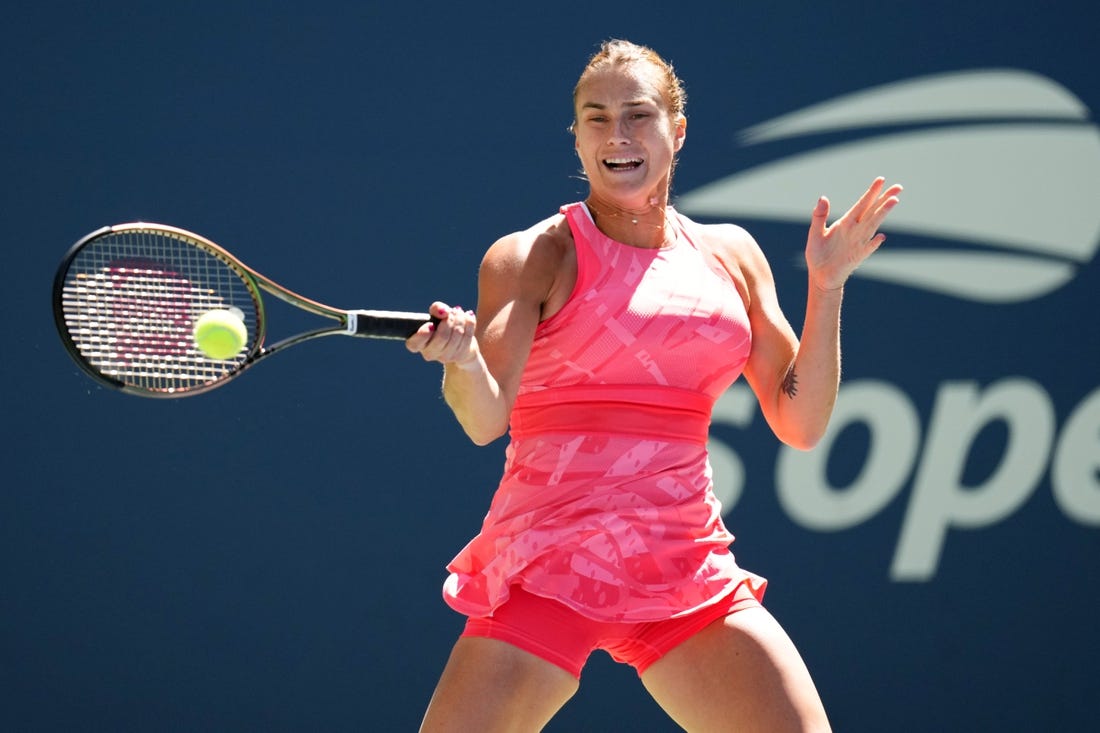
<box><xmin>805</xmin><ymin>178</ymin><xmax>901</xmax><ymax>290</ymax></box>
<box><xmin>405</xmin><ymin>301</ymin><xmax>479</xmax><ymax>367</ymax></box>
<box><xmin>850</xmin><ymin>176</ymin><xmax>886</xmax><ymax>223</ymax></box>
<box><xmin>807</xmin><ymin>195</ymin><xmax>830</xmax><ymax>242</ymax></box>
<box><xmin>833</xmin><ymin>178</ymin><xmax>902</xmax><ymax>238</ymax></box>
<box><xmin>814</xmin><ymin>178</ymin><xmax>902</xmax><ymax>237</ymax></box>
<box><xmin>405</xmin><ymin>301</ymin><xmax>448</xmax><ymax>352</ymax></box>
<box><xmin>865</xmin><ymin>184</ymin><xmax>903</xmax><ymax>231</ymax></box>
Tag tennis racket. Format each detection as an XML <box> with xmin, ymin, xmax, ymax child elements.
<box><xmin>53</xmin><ymin>222</ymin><xmax>436</xmax><ymax>398</ymax></box>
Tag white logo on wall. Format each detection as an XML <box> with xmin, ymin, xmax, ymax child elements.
<box><xmin>680</xmin><ymin>70</ymin><xmax>1100</xmax><ymax>581</ymax></box>
<box><xmin>677</xmin><ymin>69</ymin><xmax>1100</xmax><ymax>302</ymax></box>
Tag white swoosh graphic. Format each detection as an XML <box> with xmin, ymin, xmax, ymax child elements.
<box><xmin>854</xmin><ymin>250</ymin><xmax>1076</xmax><ymax>303</ymax></box>
<box><xmin>676</xmin><ymin>70</ymin><xmax>1100</xmax><ymax>302</ymax></box>
<box><xmin>739</xmin><ymin>69</ymin><xmax>1089</xmax><ymax>144</ymax></box>
<box><xmin>677</xmin><ymin>124</ymin><xmax>1100</xmax><ymax>261</ymax></box>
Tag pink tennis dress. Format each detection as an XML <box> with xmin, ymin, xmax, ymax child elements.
<box><xmin>443</xmin><ymin>202</ymin><xmax>767</xmax><ymax>623</ymax></box>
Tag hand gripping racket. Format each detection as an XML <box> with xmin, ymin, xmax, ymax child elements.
<box><xmin>53</xmin><ymin>222</ymin><xmax>436</xmax><ymax>398</ymax></box>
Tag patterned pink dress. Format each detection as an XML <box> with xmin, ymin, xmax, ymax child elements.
<box><xmin>443</xmin><ymin>202</ymin><xmax>767</xmax><ymax>623</ymax></box>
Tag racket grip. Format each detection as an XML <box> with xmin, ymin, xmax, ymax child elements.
<box><xmin>347</xmin><ymin>309</ymin><xmax>437</xmax><ymax>339</ymax></box>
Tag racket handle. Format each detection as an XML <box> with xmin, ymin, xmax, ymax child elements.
<box><xmin>347</xmin><ymin>309</ymin><xmax>437</xmax><ymax>339</ymax></box>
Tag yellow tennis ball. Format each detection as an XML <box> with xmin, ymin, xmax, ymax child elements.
<box><xmin>193</xmin><ymin>309</ymin><xmax>247</xmax><ymax>360</ymax></box>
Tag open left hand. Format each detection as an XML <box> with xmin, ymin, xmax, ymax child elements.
<box><xmin>805</xmin><ymin>177</ymin><xmax>903</xmax><ymax>292</ymax></box>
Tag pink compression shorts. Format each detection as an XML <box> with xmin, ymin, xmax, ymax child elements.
<box><xmin>460</xmin><ymin>581</ymin><xmax>763</xmax><ymax>679</ymax></box>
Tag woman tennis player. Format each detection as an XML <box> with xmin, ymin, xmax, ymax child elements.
<box><xmin>407</xmin><ymin>39</ymin><xmax>902</xmax><ymax>732</ymax></box>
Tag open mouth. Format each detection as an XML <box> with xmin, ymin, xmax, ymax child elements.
<box><xmin>603</xmin><ymin>157</ymin><xmax>644</xmax><ymax>171</ymax></box>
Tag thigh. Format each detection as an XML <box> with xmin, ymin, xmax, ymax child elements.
<box><xmin>420</xmin><ymin>636</ymin><xmax>579</xmax><ymax>733</ymax></box>
<box><xmin>640</xmin><ymin>607</ymin><xmax>831</xmax><ymax>733</ymax></box>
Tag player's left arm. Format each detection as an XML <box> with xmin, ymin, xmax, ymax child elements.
<box><xmin>738</xmin><ymin>177</ymin><xmax>902</xmax><ymax>450</ymax></box>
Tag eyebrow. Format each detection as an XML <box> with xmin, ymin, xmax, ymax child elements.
<box><xmin>580</xmin><ymin>100</ymin><xmax>650</xmax><ymax>111</ymax></box>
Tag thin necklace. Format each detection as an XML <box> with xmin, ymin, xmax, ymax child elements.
<box><xmin>585</xmin><ymin>197</ymin><xmax>675</xmax><ymax>249</ymax></box>
<box><xmin>585</xmin><ymin>196</ymin><xmax>667</xmax><ymax>229</ymax></box>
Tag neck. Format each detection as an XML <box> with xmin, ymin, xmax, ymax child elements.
<box><xmin>585</xmin><ymin>193</ymin><xmax>673</xmax><ymax>249</ymax></box>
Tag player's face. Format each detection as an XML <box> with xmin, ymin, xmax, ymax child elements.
<box><xmin>573</xmin><ymin>63</ymin><xmax>685</xmax><ymax>207</ymax></box>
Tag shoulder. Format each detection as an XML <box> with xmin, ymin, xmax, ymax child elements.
<box><xmin>679</xmin><ymin>215</ymin><xmax>774</xmax><ymax>307</ymax></box>
<box><xmin>479</xmin><ymin>212</ymin><xmax>576</xmax><ymax>316</ymax></box>
<box><xmin>482</xmin><ymin>213</ymin><xmax>572</xmax><ymax>274</ymax></box>
<box><xmin>682</xmin><ymin>216</ymin><xmax>766</xmax><ymax>268</ymax></box>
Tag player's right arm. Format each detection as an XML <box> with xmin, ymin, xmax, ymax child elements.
<box><xmin>407</xmin><ymin>220</ymin><xmax>566</xmax><ymax>445</ymax></box>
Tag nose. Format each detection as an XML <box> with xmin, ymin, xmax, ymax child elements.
<box><xmin>609</xmin><ymin>117</ymin><xmax>631</xmax><ymax>144</ymax></box>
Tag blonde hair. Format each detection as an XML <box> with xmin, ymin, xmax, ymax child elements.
<box><xmin>572</xmin><ymin>40</ymin><xmax>687</xmax><ymax>123</ymax></box>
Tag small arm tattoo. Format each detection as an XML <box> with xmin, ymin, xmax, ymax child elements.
<box><xmin>781</xmin><ymin>366</ymin><xmax>799</xmax><ymax>399</ymax></box>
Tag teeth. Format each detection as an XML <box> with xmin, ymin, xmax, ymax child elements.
<box><xmin>604</xmin><ymin>157</ymin><xmax>643</xmax><ymax>171</ymax></box>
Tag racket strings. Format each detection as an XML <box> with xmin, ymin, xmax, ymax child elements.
<box><xmin>60</xmin><ymin>229</ymin><xmax>260</xmax><ymax>393</ymax></box>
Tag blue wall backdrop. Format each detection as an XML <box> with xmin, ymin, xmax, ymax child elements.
<box><xmin>5</xmin><ymin>1</ymin><xmax>1098</xmax><ymax>731</ymax></box>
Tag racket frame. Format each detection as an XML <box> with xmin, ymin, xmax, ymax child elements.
<box><xmin>53</xmin><ymin>222</ymin><xmax>432</xmax><ymax>397</ymax></box>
